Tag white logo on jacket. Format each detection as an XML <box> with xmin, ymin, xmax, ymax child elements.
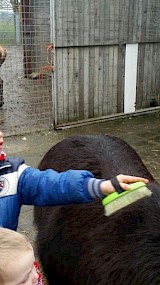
<box><xmin>0</xmin><ymin>164</ymin><xmax>28</xmax><ymax>197</ymax></box>
<box><xmin>0</xmin><ymin>172</ymin><xmax>18</xmax><ymax>197</ymax></box>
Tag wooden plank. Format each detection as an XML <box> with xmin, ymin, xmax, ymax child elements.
<box><xmin>78</xmin><ymin>48</ymin><xmax>84</xmax><ymax>120</ymax></box>
<box><xmin>128</xmin><ymin>0</ymin><xmax>136</xmax><ymax>42</ymax></box>
<box><xmin>73</xmin><ymin>48</ymin><xmax>79</xmax><ymax>119</ymax></box>
<box><xmin>107</xmin><ymin>46</ymin><xmax>114</xmax><ymax>114</ymax></box>
<box><xmin>68</xmin><ymin>48</ymin><xmax>74</xmax><ymax>121</ymax></box>
<box><xmin>83</xmin><ymin>0</ymin><xmax>90</xmax><ymax>45</ymax></box>
<box><xmin>103</xmin><ymin>47</ymin><xmax>109</xmax><ymax>115</ymax></box>
<box><xmin>150</xmin><ymin>44</ymin><xmax>155</xmax><ymax>102</ymax></box>
<box><xmin>118</xmin><ymin>0</ymin><xmax>124</xmax><ymax>43</ymax></box>
<box><xmin>55</xmin><ymin>0</ymin><xmax>63</xmax><ymax>46</ymax></box>
<box><xmin>111</xmin><ymin>46</ymin><xmax>116</xmax><ymax>113</ymax></box>
<box><xmin>62</xmin><ymin>0</ymin><xmax>68</xmax><ymax>47</ymax></box>
<box><xmin>146</xmin><ymin>44</ymin><xmax>150</xmax><ymax>104</ymax></box>
<box><xmin>114</xmin><ymin>0</ymin><xmax>120</xmax><ymax>41</ymax></box>
<box><xmin>117</xmin><ymin>44</ymin><xmax>125</xmax><ymax>113</ymax></box>
<box><xmin>140</xmin><ymin>0</ymin><xmax>148</xmax><ymax>42</ymax></box>
<box><xmin>97</xmin><ymin>46</ymin><xmax>104</xmax><ymax>117</ymax></box>
<box><xmin>89</xmin><ymin>0</ymin><xmax>95</xmax><ymax>45</ymax></box>
<box><xmin>56</xmin><ymin>49</ymin><xmax>64</xmax><ymax>124</ymax></box>
<box><xmin>154</xmin><ymin>44</ymin><xmax>160</xmax><ymax>106</ymax></box>
<box><xmin>136</xmin><ymin>0</ymin><xmax>143</xmax><ymax>41</ymax></box>
<box><xmin>136</xmin><ymin>44</ymin><xmax>142</xmax><ymax>109</ymax></box>
<box><xmin>112</xmin><ymin>46</ymin><xmax>118</xmax><ymax>114</ymax></box>
<box><xmin>88</xmin><ymin>47</ymin><xmax>95</xmax><ymax>117</ymax></box>
<box><xmin>99</xmin><ymin>0</ymin><xmax>105</xmax><ymax>43</ymax></box>
<box><xmin>73</xmin><ymin>0</ymin><xmax>79</xmax><ymax>46</ymax></box>
<box><xmin>124</xmin><ymin>0</ymin><xmax>130</xmax><ymax>42</ymax></box>
<box><xmin>77</xmin><ymin>0</ymin><xmax>84</xmax><ymax>46</ymax></box>
<box><xmin>93</xmin><ymin>47</ymin><xmax>99</xmax><ymax>117</ymax></box>
<box><xmin>62</xmin><ymin>48</ymin><xmax>69</xmax><ymax>123</ymax></box>
<box><xmin>94</xmin><ymin>0</ymin><xmax>100</xmax><ymax>43</ymax></box>
<box><xmin>146</xmin><ymin>0</ymin><xmax>152</xmax><ymax>42</ymax></box>
<box><xmin>83</xmin><ymin>47</ymin><xmax>89</xmax><ymax>119</ymax></box>
<box><xmin>109</xmin><ymin>0</ymin><xmax>115</xmax><ymax>41</ymax></box>
<box><xmin>144</xmin><ymin>44</ymin><xmax>149</xmax><ymax>108</ymax></box>
<box><xmin>67</xmin><ymin>0</ymin><xmax>74</xmax><ymax>46</ymax></box>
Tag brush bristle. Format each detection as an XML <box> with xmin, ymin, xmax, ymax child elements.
<box><xmin>104</xmin><ymin>187</ymin><xmax>152</xmax><ymax>216</ymax></box>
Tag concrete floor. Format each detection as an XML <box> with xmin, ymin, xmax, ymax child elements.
<box><xmin>3</xmin><ymin>110</ymin><xmax>160</xmax><ymax>250</ymax></box>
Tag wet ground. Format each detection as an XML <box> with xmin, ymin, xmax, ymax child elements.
<box><xmin>3</xmin><ymin>111</ymin><xmax>160</xmax><ymax>260</ymax></box>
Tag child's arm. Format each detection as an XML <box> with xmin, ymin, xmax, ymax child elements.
<box><xmin>18</xmin><ymin>165</ymin><xmax>148</xmax><ymax>206</ymax></box>
<box><xmin>0</xmin><ymin>131</ymin><xmax>148</xmax><ymax>206</ymax></box>
<box><xmin>18</xmin><ymin>166</ymin><xmax>102</xmax><ymax>205</ymax></box>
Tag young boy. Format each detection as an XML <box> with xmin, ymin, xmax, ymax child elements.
<box><xmin>0</xmin><ymin>131</ymin><xmax>148</xmax><ymax>231</ymax></box>
<box><xmin>0</xmin><ymin>227</ymin><xmax>44</xmax><ymax>285</ymax></box>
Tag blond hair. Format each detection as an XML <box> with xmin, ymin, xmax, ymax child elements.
<box><xmin>0</xmin><ymin>227</ymin><xmax>33</xmax><ymax>284</ymax></box>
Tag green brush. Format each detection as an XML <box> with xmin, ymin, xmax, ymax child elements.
<box><xmin>102</xmin><ymin>181</ymin><xmax>152</xmax><ymax>216</ymax></box>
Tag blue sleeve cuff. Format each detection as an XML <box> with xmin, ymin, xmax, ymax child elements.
<box><xmin>85</xmin><ymin>178</ymin><xmax>106</xmax><ymax>199</ymax></box>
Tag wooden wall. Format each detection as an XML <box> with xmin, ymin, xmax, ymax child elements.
<box><xmin>51</xmin><ymin>0</ymin><xmax>160</xmax><ymax>126</ymax></box>
<box><xmin>55</xmin><ymin>0</ymin><xmax>160</xmax><ymax>47</ymax></box>
<box><xmin>136</xmin><ymin>43</ymin><xmax>160</xmax><ymax>109</ymax></box>
<box><xmin>56</xmin><ymin>45</ymin><xmax>125</xmax><ymax>124</ymax></box>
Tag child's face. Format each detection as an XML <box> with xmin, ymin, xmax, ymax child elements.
<box><xmin>4</xmin><ymin>249</ymin><xmax>39</xmax><ymax>285</ymax></box>
<box><xmin>0</xmin><ymin>131</ymin><xmax>4</xmax><ymax>151</ymax></box>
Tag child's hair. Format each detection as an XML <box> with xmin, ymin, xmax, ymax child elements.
<box><xmin>0</xmin><ymin>227</ymin><xmax>33</xmax><ymax>284</ymax></box>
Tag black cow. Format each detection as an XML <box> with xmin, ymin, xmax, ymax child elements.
<box><xmin>34</xmin><ymin>135</ymin><xmax>160</xmax><ymax>285</ymax></box>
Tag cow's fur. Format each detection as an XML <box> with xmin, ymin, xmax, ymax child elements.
<box><xmin>34</xmin><ymin>135</ymin><xmax>160</xmax><ymax>285</ymax></box>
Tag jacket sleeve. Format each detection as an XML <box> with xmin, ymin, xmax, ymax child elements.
<box><xmin>18</xmin><ymin>166</ymin><xmax>96</xmax><ymax>206</ymax></box>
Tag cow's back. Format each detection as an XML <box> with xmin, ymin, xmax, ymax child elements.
<box><xmin>34</xmin><ymin>135</ymin><xmax>160</xmax><ymax>285</ymax></box>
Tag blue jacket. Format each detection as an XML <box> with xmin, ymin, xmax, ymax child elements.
<box><xmin>0</xmin><ymin>157</ymin><xmax>104</xmax><ymax>231</ymax></box>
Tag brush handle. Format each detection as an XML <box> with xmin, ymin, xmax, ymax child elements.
<box><xmin>110</xmin><ymin>177</ymin><xmax>124</xmax><ymax>194</ymax></box>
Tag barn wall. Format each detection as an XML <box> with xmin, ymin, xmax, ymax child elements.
<box><xmin>53</xmin><ymin>0</ymin><xmax>160</xmax><ymax>127</ymax></box>
<box><xmin>56</xmin><ymin>45</ymin><xmax>125</xmax><ymax>125</ymax></box>
<box><xmin>55</xmin><ymin>0</ymin><xmax>160</xmax><ymax>47</ymax></box>
<box><xmin>136</xmin><ymin>43</ymin><xmax>160</xmax><ymax>109</ymax></box>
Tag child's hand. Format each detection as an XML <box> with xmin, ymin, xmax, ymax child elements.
<box><xmin>100</xmin><ymin>174</ymin><xmax>149</xmax><ymax>196</ymax></box>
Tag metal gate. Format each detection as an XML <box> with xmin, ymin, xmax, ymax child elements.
<box><xmin>0</xmin><ymin>0</ymin><xmax>54</xmax><ymax>136</ymax></box>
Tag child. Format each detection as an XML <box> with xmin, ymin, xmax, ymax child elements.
<box><xmin>0</xmin><ymin>131</ymin><xmax>148</xmax><ymax>231</ymax></box>
<box><xmin>0</xmin><ymin>227</ymin><xmax>44</xmax><ymax>285</ymax></box>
